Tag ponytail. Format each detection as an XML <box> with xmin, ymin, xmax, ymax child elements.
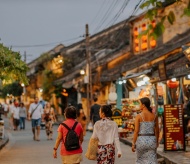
<box><xmin>147</xmin><ymin>106</ymin><xmax>153</xmax><ymax>113</ymax></box>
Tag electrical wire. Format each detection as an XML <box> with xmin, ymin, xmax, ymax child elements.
<box><xmin>6</xmin><ymin>36</ymin><xmax>83</xmax><ymax>48</ymax></box>
<box><xmin>103</xmin><ymin>0</ymin><xmax>130</xmax><ymax>29</ymax></box>
<box><xmin>104</xmin><ymin>0</ymin><xmax>145</xmax><ymax>47</ymax></box>
<box><xmin>92</xmin><ymin>0</ymin><xmax>120</xmax><ymax>34</ymax></box>
<box><xmin>89</xmin><ymin>0</ymin><xmax>108</xmax><ymax>27</ymax></box>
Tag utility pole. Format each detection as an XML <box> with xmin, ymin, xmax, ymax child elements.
<box><xmin>85</xmin><ymin>24</ymin><xmax>92</xmax><ymax>119</ymax></box>
<box><xmin>24</xmin><ymin>51</ymin><xmax>26</xmax><ymax>62</ymax></box>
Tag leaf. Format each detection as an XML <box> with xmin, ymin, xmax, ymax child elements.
<box><xmin>148</xmin><ymin>24</ymin><xmax>153</xmax><ymax>30</ymax></box>
<box><xmin>156</xmin><ymin>2</ymin><xmax>162</xmax><ymax>7</ymax></box>
<box><xmin>150</xmin><ymin>0</ymin><xmax>156</xmax><ymax>6</ymax></box>
<box><xmin>161</xmin><ymin>16</ymin><xmax>166</xmax><ymax>23</ymax></box>
<box><xmin>167</xmin><ymin>11</ymin><xmax>175</xmax><ymax>24</ymax></box>
<box><xmin>145</xmin><ymin>9</ymin><xmax>156</xmax><ymax>20</ymax></box>
<box><xmin>150</xmin><ymin>32</ymin><xmax>158</xmax><ymax>40</ymax></box>
<box><xmin>183</xmin><ymin>8</ymin><xmax>190</xmax><ymax>17</ymax></box>
<box><xmin>140</xmin><ymin>1</ymin><xmax>151</xmax><ymax>9</ymax></box>
<box><xmin>154</xmin><ymin>22</ymin><xmax>165</xmax><ymax>37</ymax></box>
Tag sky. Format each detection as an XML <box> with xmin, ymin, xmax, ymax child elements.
<box><xmin>0</xmin><ymin>0</ymin><xmax>144</xmax><ymax>63</ymax></box>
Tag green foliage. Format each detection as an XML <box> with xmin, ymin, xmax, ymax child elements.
<box><xmin>1</xmin><ymin>82</ymin><xmax>23</xmax><ymax>98</ymax></box>
<box><xmin>54</xmin><ymin>84</ymin><xmax>63</xmax><ymax>98</ymax></box>
<box><xmin>0</xmin><ymin>43</ymin><xmax>29</xmax><ymax>85</ymax></box>
<box><xmin>38</xmin><ymin>52</ymin><xmax>51</xmax><ymax>64</ymax></box>
<box><xmin>140</xmin><ymin>0</ymin><xmax>188</xmax><ymax>38</ymax></box>
<box><xmin>167</xmin><ymin>11</ymin><xmax>175</xmax><ymax>24</ymax></box>
<box><xmin>182</xmin><ymin>0</ymin><xmax>190</xmax><ymax>17</ymax></box>
<box><xmin>42</xmin><ymin>69</ymin><xmax>56</xmax><ymax>101</ymax></box>
<box><xmin>154</xmin><ymin>22</ymin><xmax>165</xmax><ymax>37</ymax></box>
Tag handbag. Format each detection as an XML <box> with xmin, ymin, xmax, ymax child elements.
<box><xmin>85</xmin><ymin>137</ymin><xmax>99</xmax><ymax>160</ymax></box>
<box><xmin>44</xmin><ymin>113</ymin><xmax>50</xmax><ymax>121</ymax></box>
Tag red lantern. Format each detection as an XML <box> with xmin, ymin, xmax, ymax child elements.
<box><xmin>166</xmin><ymin>80</ymin><xmax>179</xmax><ymax>88</ymax></box>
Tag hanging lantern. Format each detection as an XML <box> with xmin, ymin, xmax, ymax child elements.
<box><xmin>166</xmin><ymin>80</ymin><xmax>179</xmax><ymax>88</ymax></box>
<box><xmin>108</xmin><ymin>92</ymin><xmax>117</xmax><ymax>101</ymax></box>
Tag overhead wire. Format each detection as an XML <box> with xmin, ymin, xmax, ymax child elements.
<box><xmin>6</xmin><ymin>36</ymin><xmax>83</xmax><ymax>48</ymax></box>
<box><xmin>89</xmin><ymin>0</ymin><xmax>108</xmax><ymax>27</ymax></box>
<box><xmin>114</xmin><ymin>0</ymin><xmax>145</xmax><ymax>43</ymax></box>
<box><xmin>101</xmin><ymin>0</ymin><xmax>145</xmax><ymax>50</ymax></box>
<box><xmin>9</xmin><ymin>1</ymin><xmax>145</xmax><ymax>55</ymax></box>
<box><xmin>102</xmin><ymin>0</ymin><xmax>131</xmax><ymax>30</ymax></box>
<box><xmin>92</xmin><ymin>0</ymin><xmax>120</xmax><ymax>34</ymax></box>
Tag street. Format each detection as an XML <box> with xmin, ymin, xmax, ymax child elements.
<box><xmin>0</xmin><ymin>117</ymin><xmax>136</xmax><ymax>164</ymax></box>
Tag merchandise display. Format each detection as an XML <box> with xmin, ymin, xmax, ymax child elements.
<box><xmin>121</xmin><ymin>98</ymin><xmax>140</xmax><ymax>137</ymax></box>
<box><xmin>111</xmin><ymin>98</ymin><xmax>141</xmax><ymax>138</ymax></box>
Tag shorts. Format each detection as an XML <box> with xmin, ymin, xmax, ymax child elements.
<box><xmin>61</xmin><ymin>153</ymin><xmax>82</xmax><ymax>164</ymax></box>
<box><xmin>31</xmin><ymin>118</ymin><xmax>41</xmax><ymax>128</ymax></box>
<box><xmin>13</xmin><ymin>118</ymin><xmax>20</xmax><ymax>126</ymax></box>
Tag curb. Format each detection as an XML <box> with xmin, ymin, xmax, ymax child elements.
<box><xmin>0</xmin><ymin>132</ymin><xmax>9</xmax><ymax>151</ymax></box>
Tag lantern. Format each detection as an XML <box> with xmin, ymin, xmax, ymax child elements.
<box><xmin>142</xmin><ymin>35</ymin><xmax>147</xmax><ymax>41</ymax></box>
<box><xmin>166</xmin><ymin>80</ymin><xmax>179</xmax><ymax>88</ymax></box>
<box><xmin>108</xmin><ymin>92</ymin><xmax>117</xmax><ymax>101</ymax></box>
<box><xmin>134</xmin><ymin>38</ymin><xmax>139</xmax><ymax>43</ymax></box>
<box><xmin>150</xmin><ymin>39</ymin><xmax>156</xmax><ymax>47</ymax></box>
<box><xmin>141</xmin><ymin>42</ymin><xmax>148</xmax><ymax>50</ymax></box>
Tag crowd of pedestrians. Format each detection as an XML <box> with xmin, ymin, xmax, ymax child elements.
<box><xmin>1</xmin><ymin>96</ymin><xmax>161</xmax><ymax>164</ymax></box>
<box><xmin>0</xmin><ymin>97</ymin><xmax>57</xmax><ymax>142</ymax></box>
<box><xmin>1</xmin><ymin>100</ymin><xmax>27</xmax><ymax>131</ymax></box>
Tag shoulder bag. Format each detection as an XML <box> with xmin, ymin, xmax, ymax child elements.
<box><xmin>85</xmin><ymin>137</ymin><xmax>99</xmax><ymax>160</ymax></box>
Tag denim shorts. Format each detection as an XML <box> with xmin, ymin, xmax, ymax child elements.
<box><xmin>31</xmin><ymin>118</ymin><xmax>41</xmax><ymax>128</ymax></box>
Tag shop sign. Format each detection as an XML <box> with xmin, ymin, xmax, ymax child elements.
<box><xmin>163</xmin><ymin>104</ymin><xmax>185</xmax><ymax>151</ymax></box>
<box><xmin>158</xmin><ymin>61</ymin><xmax>167</xmax><ymax>80</ymax></box>
<box><xmin>0</xmin><ymin>120</ymin><xmax>4</xmax><ymax>139</ymax></box>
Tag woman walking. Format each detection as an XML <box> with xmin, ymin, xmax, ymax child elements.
<box><xmin>132</xmin><ymin>97</ymin><xmax>159</xmax><ymax>164</ymax></box>
<box><xmin>53</xmin><ymin>106</ymin><xmax>83</xmax><ymax>164</ymax></box>
<box><xmin>89</xmin><ymin>105</ymin><xmax>122</xmax><ymax>164</ymax></box>
<box><xmin>43</xmin><ymin>102</ymin><xmax>56</xmax><ymax>140</ymax></box>
<box><xmin>19</xmin><ymin>102</ymin><xmax>26</xmax><ymax>130</ymax></box>
<box><xmin>77</xmin><ymin>103</ymin><xmax>87</xmax><ymax>136</ymax></box>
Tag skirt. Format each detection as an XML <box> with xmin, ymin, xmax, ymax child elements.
<box><xmin>61</xmin><ymin>153</ymin><xmax>82</xmax><ymax>164</ymax></box>
<box><xmin>97</xmin><ymin>143</ymin><xmax>115</xmax><ymax>164</ymax></box>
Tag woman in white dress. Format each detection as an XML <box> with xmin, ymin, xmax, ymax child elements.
<box><xmin>91</xmin><ymin>105</ymin><xmax>122</xmax><ymax>164</ymax></box>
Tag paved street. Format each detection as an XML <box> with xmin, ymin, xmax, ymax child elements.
<box><xmin>0</xmin><ymin>117</ymin><xmax>136</xmax><ymax>164</ymax></box>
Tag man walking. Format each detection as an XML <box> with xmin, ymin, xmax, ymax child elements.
<box><xmin>28</xmin><ymin>97</ymin><xmax>44</xmax><ymax>141</ymax></box>
<box><xmin>90</xmin><ymin>97</ymin><xmax>101</xmax><ymax>125</ymax></box>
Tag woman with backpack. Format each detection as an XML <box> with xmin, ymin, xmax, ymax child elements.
<box><xmin>53</xmin><ymin>106</ymin><xmax>83</xmax><ymax>164</ymax></box>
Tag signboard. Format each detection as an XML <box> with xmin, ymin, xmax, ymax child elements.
<box><xmin>158</xmin><ymin>61</ymin><xmax>167</xmax><ymax>80</ymax></box>
<box><xmin>0</xmin><ymin>120</ymin><xmax>4</xmax><ymax>139</ymax></box>
<box><xmin>163</xmin><ymin>104</ymin><xmax>185</xmax><ymax>151</ymax></box>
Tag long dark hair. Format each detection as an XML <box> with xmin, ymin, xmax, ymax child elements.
<box><xmin>140</xmin><ymin>97</ymin><xmax>152</xmax><ymax>113</ymax></box>
<box><xmin>101</xmin><ymin>105</ymin><xmax>112</xmax><ymax>117</ymax></box>
<box><xmin>77</xmin><ymin>103</ymin><xmax>83</xmax><ymax>117</ymax></box>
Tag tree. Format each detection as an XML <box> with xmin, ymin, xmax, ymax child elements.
<box><xmin>42</xmin><ymin>69</ymin><xmax>57</xmax><ymax>100</ymax></box>
<box><xmin>0</xmin><ymin>43</ymin><xmax>29</xmax><ymax>85</ymax></box>
<box><xmin>1</xmin><ymin>82</ymin><xmax>23</xmax><ymax>98</ymax></box>
<box><xmin>140</xmin><ymin>0</ymin><xmax>190</xmax><ymax>38</ymax></box>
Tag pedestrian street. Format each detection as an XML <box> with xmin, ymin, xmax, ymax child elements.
<box><xmin>0</xmin><ymin>117</ymin><xmax>136</xmax><ymax>164</ymax></box>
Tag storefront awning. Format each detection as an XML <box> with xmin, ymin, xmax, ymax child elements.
<box><xmin>62</xmin><ymin>81</ymin><xmax>74</xmax><ymax>89</ymax></box>
<box><xmin>123</xmin><ymin>69</ymin><xmax>152</xmax><ymax>79</ymax></box>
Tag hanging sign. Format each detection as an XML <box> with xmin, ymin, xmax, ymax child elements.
<box><xmin>163</xmin><ymin>104</ymin><xmax>185</xmax><ymax>151</ymax></box>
